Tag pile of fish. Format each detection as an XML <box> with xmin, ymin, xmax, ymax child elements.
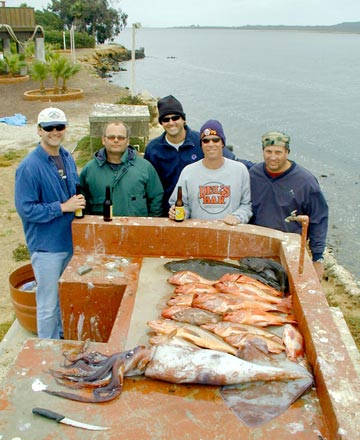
<box><xmin>148</xmin><ymin>269</ymin><xmax>304</xmax><ymax>364</ymax></box>
<box><xmin>43</xmin><ymin>258</ymin><xmax>313</xmax><ymax>427</ymax></box>
<box><xmin>164</xmin><ymin>257</ymin><xmax>289</xmax><ymax>293</ymax></box>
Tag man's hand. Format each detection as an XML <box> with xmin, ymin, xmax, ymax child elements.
<box><xmin>223</xmin><ymin>215</ymin><xmax>240</xmax><ymax>226</ymax></box>
<box><xmin>168</xmin><ymin>205</ymin><xmax>176</xmax><ymax>220</ymax></box>
<box><xmin>61</xmin><ymin>194</ymin><xmax>86</xmax><ymax>213</ymax></box>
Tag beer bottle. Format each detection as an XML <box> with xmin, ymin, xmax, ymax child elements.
<box><xmin>74</xmin><ymin>183</ymin><xmax>84</xmax><ymax>219</ymax></box>
<box><xmin>103</xmin><ymin>185</ymin><xmax>113</xmax><ymax>222</ymax></box>
<box><xmin>174</xmin><ymin>186</ymin><xmax>185</xmax><ymax>222</ymax></box>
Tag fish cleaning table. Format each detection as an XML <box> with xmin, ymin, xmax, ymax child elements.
<box><xmin>0</xmin><ymin>217</ymin><xmax>359</xmax><ymax>439</ymax></box>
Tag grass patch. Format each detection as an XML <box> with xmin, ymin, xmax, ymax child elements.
<box><xmin>0</xmin><ymin>320</ymin><xmax>15</xmax><ymax>341</ymax></box>
<box><xmin>115</xmin><ymin>95</ymin><xmax>158</xmax><ymax>124</ymax></box>
<box><xmin>74</xmin><ymin>135</ymin><xmax>102</xmax><ymax>168</ymax></box>
<box><xmin>0</xmin><ymin>229</ymin><xmax>15</xmax><ymax>237</ymax></box>
<box><xmin>0</xmin><ymin>149</ymin><xmax>28</xmax><ymax>167</ymax></box>
<box><xmin>13</xmin><ymin>244</ymin><xmax>30</xmax><ymax>261</ymax></box>
<box><xmin>346</xmin><ymin>316</ymin><xmax>360</xmax><ymax>350</ymax></box>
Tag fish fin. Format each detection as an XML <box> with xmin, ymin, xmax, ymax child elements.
<box><xmin>220</xmin><ymin>376</ymin><xmax>313</xmax><ymax>427</ymax></box>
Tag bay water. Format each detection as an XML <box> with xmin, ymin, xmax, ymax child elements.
<box><xmin>111</xmin><ymin>27</ymin><xmax>360</xmax><ymax>281</ymax></box>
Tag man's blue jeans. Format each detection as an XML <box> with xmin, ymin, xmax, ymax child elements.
<box><xmin>31</xmin><ymin>251</ymin><xmax>73</xmax><ymax>339</ymax></box>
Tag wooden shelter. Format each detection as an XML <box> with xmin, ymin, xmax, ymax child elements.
<box><xmin>0</xmin><ymin>5</ymin><xmax>45</xmax><ymax>69</ymax></box>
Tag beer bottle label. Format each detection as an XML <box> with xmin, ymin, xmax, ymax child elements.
<box><xmin>175</xmin><ymin>206</ymin><xmax>185</xmax><ymax>221</ymax></box>
<box><xmin>109</xmin><ymin>205</ymin><xmax>113</xmax><ymax>219</ymax></box>
<box><xmin>74</xmin><ymin>208</ymin><xmax>83</xmax><ymax>218</ymax></box>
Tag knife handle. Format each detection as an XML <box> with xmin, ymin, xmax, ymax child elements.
<box><xmin>32</xmin><ymin>407</ymin><xmax>65</xmax><ymax>422</ymax></box>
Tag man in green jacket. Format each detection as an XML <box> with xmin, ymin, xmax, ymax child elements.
<box><xmin>80</xmin><ymin>121</ymin><xmax>163</xmax><ymax>217</ymax></box>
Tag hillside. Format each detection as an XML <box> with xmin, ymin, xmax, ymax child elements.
<box><xmin>181</xmin><ymin>22</ymin><xmax>360</xmax><ymax>33</ymax></box>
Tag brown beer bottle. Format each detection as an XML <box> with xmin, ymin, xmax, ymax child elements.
<box><xmin>74</xmin><ymin>184</ymin><xmax>84</xmax><ymax>219</ymax></box>
<box><xmin>103</xmin><ymin>185</ymin><xmax>113</xmax><ymax>222</ymax></box>
<box><xmin>174</xmin><ymin>186</ymin><xmax>185</xmax><ymax>222</ymax></box>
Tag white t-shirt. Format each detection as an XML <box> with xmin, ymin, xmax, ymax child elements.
<box><xmin>169</xmin><ymin>158</ymin><xmax>252</xmax><ymax>223</ymax></box>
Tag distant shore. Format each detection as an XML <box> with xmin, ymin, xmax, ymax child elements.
<box><xmin>173</xmin><ymin>22</ymin><xmax>360</xmax><ymax>33</ymax></box>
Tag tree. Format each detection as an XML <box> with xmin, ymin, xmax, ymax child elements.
<box><xmin>35</xmin><ymin>9</ymin><xmax>64</xmax><ymax>31</ymax></box>
<box><xmin>47</xmin><ymin>52</ymin><xmax>67</xmax><ymax>94</ymax></box>
<box><xmin>2</xmin><ymin>53</ymin><xmax>27</xmax><ymax>77</ymax></box>
<box><xmin>49</xmin><ymin>0</ymin><xmax>127</xmax><ymax>43</ymax></box>
<box><xmin>60</xmin><ymin>61</ymin><xmax>81</xmax><ymax>93</ymax></box>
<box><xmin>29</xmin><ymin>60</ymin><xmax>49</xmax><ymax>94</ymax></box>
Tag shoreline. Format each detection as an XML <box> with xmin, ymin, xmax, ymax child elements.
<box><xmin>1</xmin><ymin>44</ymin><xmax>359</xmax><ymax>291</ymax></box>
<box><xmin>0</xmin><ymin>45</ymin><xmax>358</xmax><ymax>351</ymax></box>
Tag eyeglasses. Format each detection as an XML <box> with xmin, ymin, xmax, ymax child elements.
<box><xmin>41</xmin><ymin>124</ymin><xmax>66</xmax><ymax>132</ymax></box>
<box><xmin>161</xmin><ymin>115</ymin><xmax>181</xmax><ymax>123</ymax></box>
<box><xmin>105</xmin><ymin>135</ymin><xmax>128</xmax><ymax>141</ymax></box>
<box><xmin>202</xmin><ymin>137</ymin><xmax>222</xmax><ymax>144</ymax></box>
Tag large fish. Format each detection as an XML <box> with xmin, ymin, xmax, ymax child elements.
<box><xmin>223</xmin><ymin>309</ymin><xmax>297</xmax><ymax>327</ymax></box>
<box><xmin>238</xmin><ymin>257</ymin><xmax>288</xmax><ymax>293</ymax></box>
<box><xmin>147</xmin><ymin>319</ymin><xmax>238</xmax><ymax>356</ymax></box>
<box><xmin>224</xmin><ymin>333</ymin><xmax>285</xmax><ymax>354</ymax></box>
<box><xmin>201</xmin><ymin>322</ymin><xmax>283</xmax><ymax>344</ymax></box>
<box><xmin>167</xmin><ymin>294</ymin><xmax>194</xmax><ymax>307</ymax></box>
<box><xmin>282</xmin><ymin>324</ymin><xmax>305</xmax><ymax>362</ymax></box>
<box><xmin>192</xmin><ymin>292</ymin><xmax>292</xmax><ymax>314</ymax></box>
<box><xmin>164</xmin><ymin>258</ymin><xmax>282</xmax><ymax>290</ymax></box>
<box><xmin>215</xmin><ymin>281</ymin><xmax>288</xmax><ymax>304</ymax></box>
<box><xmin>216</xmin><ymin>275</ymin><xmax>282</xmax><ymax>297</ymax></box>
<box><xmin>167</xmin><ymin>271</ymin><xmax>215</xmax><ymax>286</ymax></box>
<box><xmin>144</xmin><ymin>345</ymin><xmax>312</xmax><ymax>385</ymax></box>
<box><xmin>161</xmin><ymin>305</ymin><xmax>222</xmax><ymax>325</ymax></box>
<box><xmin>149</xmin><ymin>332</ymin><xmax>200</xmax><ymax>349</ymax></box>
<box><xmin>174</xmin><ymin>283</ymin><xmax>219</xmax><ymax>295</ymax></box>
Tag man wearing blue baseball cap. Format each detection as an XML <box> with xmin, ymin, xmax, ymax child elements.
<box><xmin>15</xmin><ymin>107</ymin><xmax>85</xmax><ymax>339</ymax></box>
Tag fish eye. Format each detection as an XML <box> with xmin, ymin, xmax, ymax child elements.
<box><xmin>126</xmin><ymin>350</ymin><xmax>134</xmax><ymax>358</ymax></box>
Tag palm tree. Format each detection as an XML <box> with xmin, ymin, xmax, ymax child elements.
<box><xmin>60</xmin><ymin>60</ymin><xmax>81</xmax><ymax>93</ymax></box>
<box><xmin>3</xmin><ymin>53</ymin><xmax>27</xmax><ymax>77</ymax></box>
<box><xmin>29</xmin><ymin>60</ymin><xmax>49</xmax><ymax>94</ymax></box>
<box><xmin>48</xmin><ymin>53</ymin><xmax>67</xmax><ymax>94</ymax></box>
<box><xmin>0</xmin><ymin>58</ymin><xmax>7</xmax><ymax>74</ymax></box>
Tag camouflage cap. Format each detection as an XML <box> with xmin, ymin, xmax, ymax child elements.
<box><xmin>261</xmin><ymin>131</ymin><xmax>290</xmax><ymax>150</ymax></box>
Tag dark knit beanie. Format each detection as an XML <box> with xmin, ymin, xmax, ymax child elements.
<box><xmin>157</xmin><ymin>95</ymin><xmax>186</xmax><ymax>123</ymax></box>
<box><xmin>200</xmin><ymin>119</ymin><xmax>226</xmax><ymax>145</ymax></box>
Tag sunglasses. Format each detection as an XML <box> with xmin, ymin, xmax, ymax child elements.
<box><xmin>161</xmin><ymin>115</ymin><xmax>181</xmax><ymax>123</ymax></box>
<box><xmin>202</xmin><ymin>137</ymin><xmax>222</xmax><ymax>144</ymax></box>
<box><xmin>105</xmin><ymin>135</ymin><xmax>128</xmax><ymax>141</ymax></box>
<box><xmin>41</xmin><ymin>124</ymin><xmax>66</xmax><ymax>132</ymax></box>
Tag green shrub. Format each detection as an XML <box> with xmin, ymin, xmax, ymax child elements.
<box><xmin>115</xmin><ymin>95</ymin><xmax>158</xmax><ymax>125</ymax></box>
<box><xmin>0</xmin><ymin>150</ymin><xmax>28</xmax><ymax>167</ymax></box>
<box><xmin>74</xmin><ymin>135</ymin><xmax>102</xmax><ymax>168</ymax></box>
<box><xmin>44</xmin><ymin>31</ymin><xmax>95</xmax><ymax>49</ymax></box>
<box><xmin>13</xmin><ymin>244</ymin><xmax>30</xmax><ymax>262</ymax></box>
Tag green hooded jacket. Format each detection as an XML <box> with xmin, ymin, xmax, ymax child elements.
<box><xmin>80</xmin><ymin>146</ymin><xmax>164</xmax><ymax>217</ymax></box>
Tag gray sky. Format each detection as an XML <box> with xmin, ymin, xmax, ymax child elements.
<box><xmin>10</xmin><ymin>0</ymin><xmax>360</xmax><ymax>28</ymax></box>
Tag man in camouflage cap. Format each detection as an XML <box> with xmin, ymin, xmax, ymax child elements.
<box><xmin>261</xmin><ymin>131</ymin><xmax>290</xmax><ymax>149</ymax></box>
<box><xmin>249</xmin><ymin>130</ymin><xmax>328</xmax><ymax>279</ymax></box>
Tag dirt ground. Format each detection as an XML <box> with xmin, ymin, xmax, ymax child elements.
<box><xmin>0</xmin><ymin>48</ymin><xmax>359</xmax><ymax>348</ymax></box>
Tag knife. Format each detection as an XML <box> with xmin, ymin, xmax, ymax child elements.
<box><xmin>32</xmin><ymin>407</ymin><xmax>109</xmax><ymax>431</ymax></box>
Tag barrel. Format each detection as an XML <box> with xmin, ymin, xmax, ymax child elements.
<box><xmin>9</xmin><ymin>263</ymin><xmax>37</xmax><ymax>334</ymax></box>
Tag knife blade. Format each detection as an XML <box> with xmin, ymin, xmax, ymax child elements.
<box><xmin>32</xmin><ymin>407</ymin><xmax>109</xmax><ymax>431</ymax></box>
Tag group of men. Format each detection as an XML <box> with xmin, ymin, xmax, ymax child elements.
<box><xmin>15</xmin><ymin>96</ymin><xmax>328</xmax><ymax>339</ymax></box>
